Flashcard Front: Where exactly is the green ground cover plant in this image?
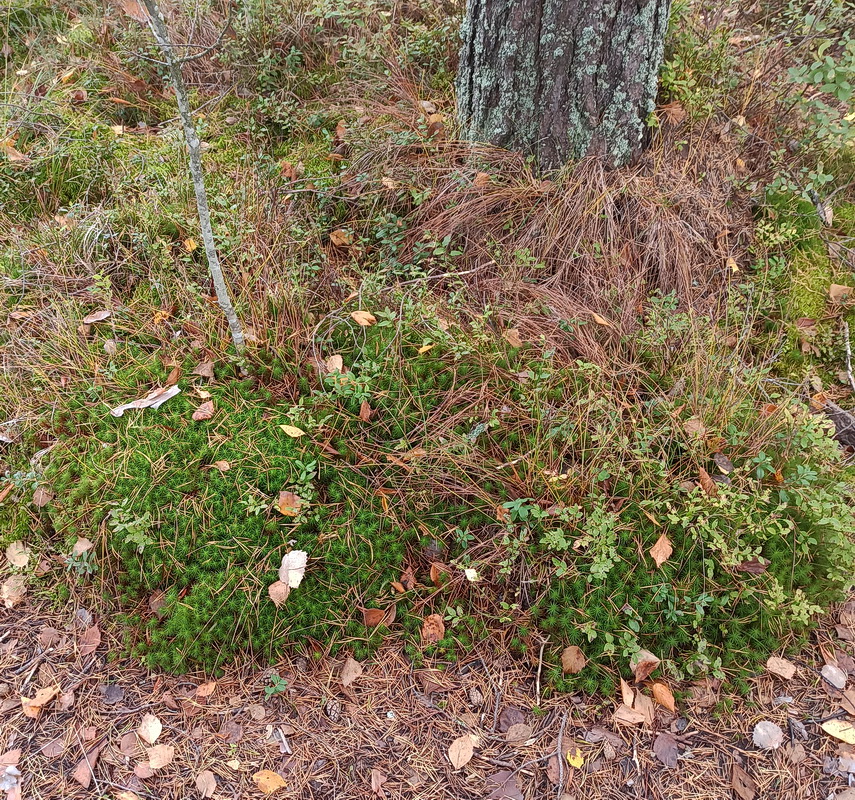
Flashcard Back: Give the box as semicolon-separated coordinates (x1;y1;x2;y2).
1;0;854;693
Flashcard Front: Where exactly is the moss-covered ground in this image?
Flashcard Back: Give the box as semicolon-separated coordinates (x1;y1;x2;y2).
2;0;855;694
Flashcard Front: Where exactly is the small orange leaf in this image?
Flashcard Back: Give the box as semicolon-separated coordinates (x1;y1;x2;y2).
649;533;673;568
350;309;376;326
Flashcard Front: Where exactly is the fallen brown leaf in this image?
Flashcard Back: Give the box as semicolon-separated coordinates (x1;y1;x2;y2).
649;533;673;568
78;625;101;657
192;400;215;421
651;681;676;712
561;645;587;674
631;649;661;682
71;745;103;789
448;733;476;769
421;614;445;644
137;714;162;745
196;770;217;798
146;744;174;769
340;657;363;687
253;769;288;793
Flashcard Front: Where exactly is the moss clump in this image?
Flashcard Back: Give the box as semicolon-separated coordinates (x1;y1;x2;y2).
18;305;851;688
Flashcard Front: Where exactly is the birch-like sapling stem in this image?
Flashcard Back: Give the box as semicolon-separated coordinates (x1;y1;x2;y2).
141;0;246;351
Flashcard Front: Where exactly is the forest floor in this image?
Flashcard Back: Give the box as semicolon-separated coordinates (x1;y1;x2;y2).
3;2;855;799
4;594;855;800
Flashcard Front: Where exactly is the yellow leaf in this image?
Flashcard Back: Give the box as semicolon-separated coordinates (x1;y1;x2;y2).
591;312;613;327
350;310;376;326
279;424;306;438
183;238;198;252
566;748;584;768
252;769;288;794
822;718;855;744
726;256;739;273
417;343;435;354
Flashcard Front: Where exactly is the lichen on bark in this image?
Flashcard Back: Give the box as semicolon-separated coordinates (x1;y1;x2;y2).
457;0;671;169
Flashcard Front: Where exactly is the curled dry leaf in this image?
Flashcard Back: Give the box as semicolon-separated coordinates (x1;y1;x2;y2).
766;656;797;680
350;310;376;327
5;541;30;568
325;354;344;373
613;703;646;726
82;309;111;325
752;720;784;750
340;656;363;687
252;769;288;794
698;467;718;497
21;686;60;719
649;533;673;568
278;550;308;588
137;714;162;745
634;692;655;726
631;649;661;683
421;614;445;644
110;385;181;417
591;311;613;327
620;678;635;706
329;229;352;247
561;645;587;674
192;401;215;421
503;328;523;347
448;733;477;769
211;460;230;472
362;606;394;627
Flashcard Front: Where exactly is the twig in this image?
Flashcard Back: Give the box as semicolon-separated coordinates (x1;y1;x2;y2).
176;5;234;64
72;731;104;797
491;673;504;732
843;321;855;394
535;639;546;705
556;709;568;797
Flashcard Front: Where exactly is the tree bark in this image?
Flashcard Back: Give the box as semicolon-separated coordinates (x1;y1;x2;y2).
141;0;246;352
457;0;671;169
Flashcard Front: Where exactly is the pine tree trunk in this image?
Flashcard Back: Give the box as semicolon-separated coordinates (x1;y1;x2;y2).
457;0;671;169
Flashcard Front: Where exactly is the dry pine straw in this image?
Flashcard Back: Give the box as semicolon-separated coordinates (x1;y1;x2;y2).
2;595;855;799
